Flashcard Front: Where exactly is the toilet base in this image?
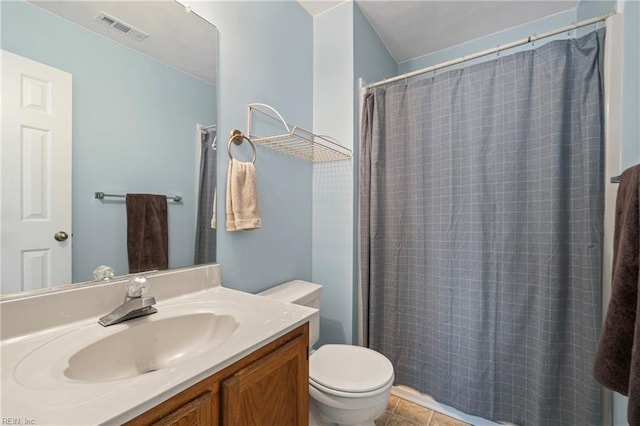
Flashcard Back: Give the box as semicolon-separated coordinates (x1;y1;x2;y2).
309;399;378;426
309;383;389;426
309;399;333;426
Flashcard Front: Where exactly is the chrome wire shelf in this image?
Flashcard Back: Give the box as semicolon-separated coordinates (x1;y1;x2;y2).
247;103;351;163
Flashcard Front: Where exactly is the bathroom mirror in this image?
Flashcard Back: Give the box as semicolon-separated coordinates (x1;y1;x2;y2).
0;0;217;296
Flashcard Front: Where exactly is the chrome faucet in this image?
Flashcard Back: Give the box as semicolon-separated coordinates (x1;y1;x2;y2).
99;275;157;326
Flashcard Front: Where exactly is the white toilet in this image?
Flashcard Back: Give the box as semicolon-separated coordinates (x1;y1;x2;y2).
259;280;394;426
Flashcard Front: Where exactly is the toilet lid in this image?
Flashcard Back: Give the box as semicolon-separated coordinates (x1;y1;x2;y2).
309;345;394;393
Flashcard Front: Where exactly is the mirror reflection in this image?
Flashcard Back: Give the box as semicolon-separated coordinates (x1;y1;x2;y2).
0;0;217;295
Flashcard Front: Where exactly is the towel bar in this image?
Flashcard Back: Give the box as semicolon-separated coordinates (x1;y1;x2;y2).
94;192;182;202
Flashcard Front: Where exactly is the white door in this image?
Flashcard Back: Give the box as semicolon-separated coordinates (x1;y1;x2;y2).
1;50;72;293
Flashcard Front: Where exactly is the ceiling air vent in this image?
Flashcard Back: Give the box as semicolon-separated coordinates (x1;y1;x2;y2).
95;12;148;41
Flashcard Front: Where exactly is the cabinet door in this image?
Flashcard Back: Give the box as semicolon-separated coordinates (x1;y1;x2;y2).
222;334;309;426
151;392;215;426
125;386;219;426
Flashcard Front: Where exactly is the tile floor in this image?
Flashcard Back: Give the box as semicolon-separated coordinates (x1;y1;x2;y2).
375;395;470;426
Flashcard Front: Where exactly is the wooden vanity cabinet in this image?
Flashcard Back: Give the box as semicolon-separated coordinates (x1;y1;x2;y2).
124;323;309;426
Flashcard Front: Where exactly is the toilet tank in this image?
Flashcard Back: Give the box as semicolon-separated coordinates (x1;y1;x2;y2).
258;280;322;347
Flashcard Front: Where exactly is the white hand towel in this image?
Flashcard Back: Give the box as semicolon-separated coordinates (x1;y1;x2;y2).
210;188;217;229
226;159;261;231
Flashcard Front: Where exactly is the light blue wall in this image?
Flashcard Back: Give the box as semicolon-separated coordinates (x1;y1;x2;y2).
184;1;314;293
354;4;397;87
312;2;355;346
398;8;578;74
1;1;216;282
310;2;397;347
620;0;640;169
577;0;617;21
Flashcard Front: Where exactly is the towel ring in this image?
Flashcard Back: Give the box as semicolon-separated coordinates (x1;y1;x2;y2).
228;129;256;164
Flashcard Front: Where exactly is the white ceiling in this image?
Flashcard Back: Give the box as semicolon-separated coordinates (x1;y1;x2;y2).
300;0;578;63
298;0;347;16
28;1;581;84
28;0;217;85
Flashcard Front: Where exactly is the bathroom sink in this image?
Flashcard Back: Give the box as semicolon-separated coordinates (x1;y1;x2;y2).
64;312;237;382
14;304;240;386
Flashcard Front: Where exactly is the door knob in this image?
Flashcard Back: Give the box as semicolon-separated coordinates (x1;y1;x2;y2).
54;231;69;242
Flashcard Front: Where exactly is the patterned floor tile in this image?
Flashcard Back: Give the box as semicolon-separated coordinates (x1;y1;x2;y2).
375;394;471;426
429;412;469;426
394;398;434;424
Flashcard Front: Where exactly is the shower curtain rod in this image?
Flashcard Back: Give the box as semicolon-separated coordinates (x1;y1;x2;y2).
363;11;615;90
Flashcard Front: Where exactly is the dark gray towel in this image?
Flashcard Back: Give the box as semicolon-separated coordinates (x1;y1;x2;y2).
593;164;640;425
126;193;169;274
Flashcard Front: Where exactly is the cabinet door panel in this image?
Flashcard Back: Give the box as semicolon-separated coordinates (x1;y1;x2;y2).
222;334;308;426
152;391;214;426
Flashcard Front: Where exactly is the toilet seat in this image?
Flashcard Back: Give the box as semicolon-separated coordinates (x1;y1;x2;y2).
310;375;394;399
309;344;394;395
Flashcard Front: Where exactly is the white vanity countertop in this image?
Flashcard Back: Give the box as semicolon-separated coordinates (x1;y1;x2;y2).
0;285;316;425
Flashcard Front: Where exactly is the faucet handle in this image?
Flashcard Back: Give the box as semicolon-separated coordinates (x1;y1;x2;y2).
93;265;115;281
126;275;150;298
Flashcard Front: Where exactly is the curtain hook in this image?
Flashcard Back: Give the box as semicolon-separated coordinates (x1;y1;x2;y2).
404;73;408;85
432;68;436;81
571;22;578;38
530;34;536;48
496;45;501;61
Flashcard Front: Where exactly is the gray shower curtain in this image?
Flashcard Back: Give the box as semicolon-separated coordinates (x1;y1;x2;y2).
360;30;605;426
195;128;217;264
